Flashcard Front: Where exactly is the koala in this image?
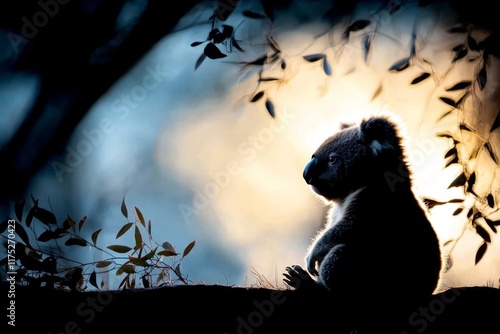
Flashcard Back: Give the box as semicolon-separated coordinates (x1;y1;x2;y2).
284;114;443;331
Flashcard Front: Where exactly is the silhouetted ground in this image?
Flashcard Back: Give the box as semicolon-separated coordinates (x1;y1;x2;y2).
2;282;500;333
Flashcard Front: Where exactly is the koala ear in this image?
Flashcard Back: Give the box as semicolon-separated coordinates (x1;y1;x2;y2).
340;122;355;130
359;116;398;155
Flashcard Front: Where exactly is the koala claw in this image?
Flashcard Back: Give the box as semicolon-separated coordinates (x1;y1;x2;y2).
283;265;316;290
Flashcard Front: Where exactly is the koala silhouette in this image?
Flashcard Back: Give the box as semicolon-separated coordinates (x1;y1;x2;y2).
284;114;443;332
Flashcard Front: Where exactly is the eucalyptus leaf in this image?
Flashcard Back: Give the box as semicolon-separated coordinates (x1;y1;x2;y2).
108;245;132;253
182;240;196;258
116;222;133;239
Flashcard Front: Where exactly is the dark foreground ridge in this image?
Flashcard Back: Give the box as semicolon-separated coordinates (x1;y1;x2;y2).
2;282;500;333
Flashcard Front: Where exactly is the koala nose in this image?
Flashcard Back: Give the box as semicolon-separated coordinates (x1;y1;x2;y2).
303;157;317;184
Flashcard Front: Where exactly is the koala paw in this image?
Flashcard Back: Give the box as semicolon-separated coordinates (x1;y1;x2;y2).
306;254;320;277
283;265;317;290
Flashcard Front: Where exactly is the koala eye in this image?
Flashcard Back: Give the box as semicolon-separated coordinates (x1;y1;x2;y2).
328;154;337;163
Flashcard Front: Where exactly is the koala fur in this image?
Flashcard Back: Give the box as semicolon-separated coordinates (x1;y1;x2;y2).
284;114;443;331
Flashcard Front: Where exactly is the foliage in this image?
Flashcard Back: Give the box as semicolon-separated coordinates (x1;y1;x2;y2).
0;195;196;291
423;32;500;266
191;5;279;118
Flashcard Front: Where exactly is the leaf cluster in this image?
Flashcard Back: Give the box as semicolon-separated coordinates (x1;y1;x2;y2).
416;28;500;267
1;196;196;291
190;8;260;70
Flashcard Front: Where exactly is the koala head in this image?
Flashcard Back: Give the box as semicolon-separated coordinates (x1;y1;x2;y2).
303;115;406;201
